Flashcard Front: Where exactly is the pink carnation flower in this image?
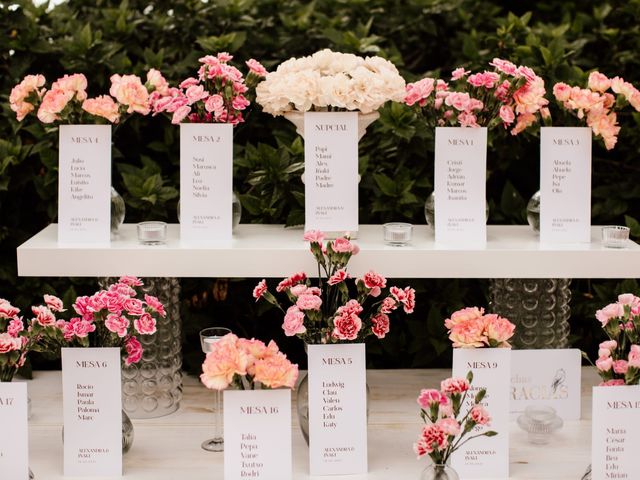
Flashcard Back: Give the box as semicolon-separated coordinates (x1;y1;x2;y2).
303;230;325;243
124;336;143;366
417;388;447;408
110;74;150;115
470;405;491;425
246;59;268;77
371;313;390;339
32;305;56;327
134;312;157;335
0;299;20;319
82;96;120;123
144;294;166;317
440;377;470;394
253;279;268;300
328;268;348;286
253;352;299;389
296;293;322;311
282;306;306;337
200;334;249;390
105;314;130;338
0;333;22;354
332;312;362;341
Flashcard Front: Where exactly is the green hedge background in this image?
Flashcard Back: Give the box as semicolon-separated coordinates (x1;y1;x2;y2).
1;0;639;373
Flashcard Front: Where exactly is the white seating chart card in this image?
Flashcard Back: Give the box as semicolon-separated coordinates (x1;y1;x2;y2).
304;112;359;235
452;347;510;478
62;347;122;477
224;389;292;480
307;343;367;475
592;385;640;480
540;126;592;243
0;382;29;480
58;124;111;245
180;123;233;244
434;127;488;247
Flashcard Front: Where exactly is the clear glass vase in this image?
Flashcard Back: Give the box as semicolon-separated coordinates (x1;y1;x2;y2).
110;186;126;234
420;464;460;480
526;190;541;232
62;409;134;455
489;279;571;348
581;464;592;480
177;191;242;230
296;372;370;445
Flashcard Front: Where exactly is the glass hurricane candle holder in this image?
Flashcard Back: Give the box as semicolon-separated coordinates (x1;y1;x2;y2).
601;226;630;248
199;327;232;452
517;405;563;444
137;221;167;245
383;222;413;246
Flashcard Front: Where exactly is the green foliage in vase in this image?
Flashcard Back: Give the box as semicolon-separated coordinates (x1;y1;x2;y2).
1;0;639;372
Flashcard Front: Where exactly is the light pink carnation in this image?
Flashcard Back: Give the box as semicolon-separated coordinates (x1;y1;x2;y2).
628;345;640;369
32;305;56;327
596;303;624;326
328;268;349;286
441;377;470;394
282;306;306;337
437;417;461;436
332;237;357;254
7;318;24;337
613;360;629;375
596;355;614;372
296;293;322;311
483;314;515;346
451;68;470;81
0;333;22;354
470;405;491;425
499;105;515;124
253;352;299;389
10;74;46;121
200;334;249;390
37;88;73;123
104;314;130;338
0;299;20;319
109;74;150;115
588;72;611;93
246;59;268;77
144;294;166;317
82;95;120;123
303;230;325;243
445;307;484;329
134;312;157;335
417;388;446;408
600;379;625;387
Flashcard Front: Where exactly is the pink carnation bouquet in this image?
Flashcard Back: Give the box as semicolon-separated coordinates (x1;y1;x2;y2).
413;371;497;467
445;306;515;348
405;58;549;134
200;333;299;390
589;293;640;386
10;70;167;125
253;231;416;344
151;52;267;125
551;72;640;150
64;276;166;366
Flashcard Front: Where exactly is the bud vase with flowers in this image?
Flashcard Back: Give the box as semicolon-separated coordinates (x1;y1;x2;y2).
253;230;416;444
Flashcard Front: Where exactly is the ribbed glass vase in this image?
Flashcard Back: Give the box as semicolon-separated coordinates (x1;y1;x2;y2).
489;279;571;349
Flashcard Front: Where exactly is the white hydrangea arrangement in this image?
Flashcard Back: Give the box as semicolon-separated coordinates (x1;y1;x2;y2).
256;49;406;116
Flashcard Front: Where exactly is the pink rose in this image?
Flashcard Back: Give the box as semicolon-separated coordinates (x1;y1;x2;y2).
437;417;461;436
246;59;268;77
282;306;306;337
303;230;325;243
371;313;390;339
0;333;22;354
470;405;491;425
417;388;446;408
134;313;157;335
144;294;166;317
328;269;348;286
253;279;268;300
0;299;20;319
332;313;362;341
440;377;470;394
43;294;65;312
104;314;130;338
596;303;624;326
32;305;56;327
296;293;322;311
613;360;629;375
124;336;143;366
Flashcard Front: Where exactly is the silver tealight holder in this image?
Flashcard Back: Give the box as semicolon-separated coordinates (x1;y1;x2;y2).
383;222;412;246
601;226;630;248
137;221;167;245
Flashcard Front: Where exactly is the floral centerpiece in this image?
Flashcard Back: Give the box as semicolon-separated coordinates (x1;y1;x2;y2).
552;72;640;150
405;58;548;134
445;307;515;348
200;333;299;390
591;293;640;386
151;52;267;125
253;230;415;343
256;49;405;116
413;372;497;480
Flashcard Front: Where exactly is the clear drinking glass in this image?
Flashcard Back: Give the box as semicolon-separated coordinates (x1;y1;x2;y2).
199;327;232;452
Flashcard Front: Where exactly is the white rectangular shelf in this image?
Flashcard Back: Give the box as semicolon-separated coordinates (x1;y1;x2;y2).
17;223;640;278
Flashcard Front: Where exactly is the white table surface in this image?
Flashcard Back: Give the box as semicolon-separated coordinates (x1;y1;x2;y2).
26;368;600;479
16;224;640;278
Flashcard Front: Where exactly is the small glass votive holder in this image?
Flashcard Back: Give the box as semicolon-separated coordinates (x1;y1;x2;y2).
383;222;412;246
137;221;167;245
601;225;630;248
517;405;563;445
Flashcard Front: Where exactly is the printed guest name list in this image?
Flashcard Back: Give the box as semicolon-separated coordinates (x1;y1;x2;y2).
434;127;487;247
58;124;111;245
304;112;358;234
180;123;233;243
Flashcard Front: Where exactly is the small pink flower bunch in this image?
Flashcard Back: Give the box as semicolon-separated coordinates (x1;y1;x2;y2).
151;52;267;125
591;293;640;386
445;306;515;348
405;58;549;134
413;371;497;465
63;276;166;366
253;231;415;344
200;333;299;390
552;72;640;150
10;70;167;125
